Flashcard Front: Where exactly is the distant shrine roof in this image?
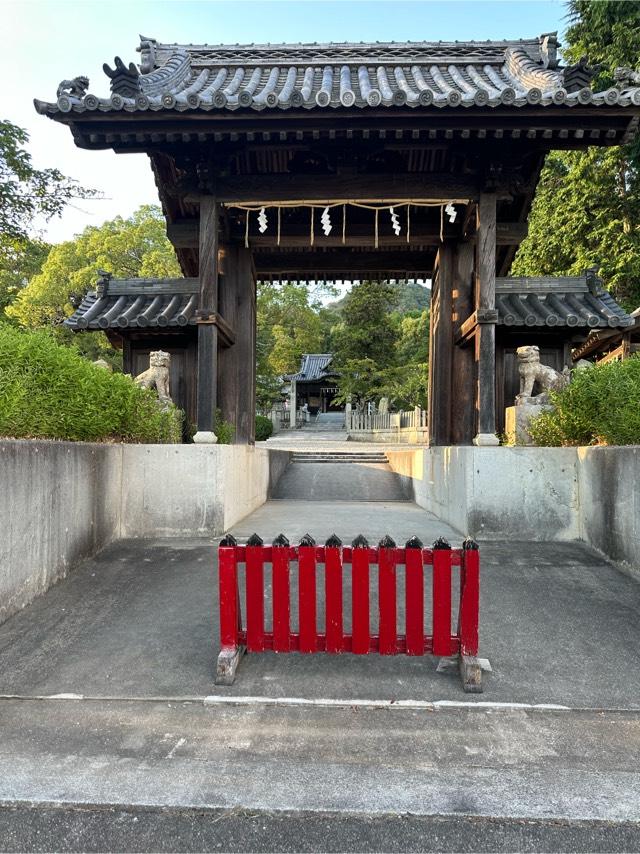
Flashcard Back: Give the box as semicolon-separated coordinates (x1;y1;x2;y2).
35;32;640;116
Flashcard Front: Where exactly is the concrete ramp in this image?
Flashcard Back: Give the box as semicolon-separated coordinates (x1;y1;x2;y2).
271;450;412;501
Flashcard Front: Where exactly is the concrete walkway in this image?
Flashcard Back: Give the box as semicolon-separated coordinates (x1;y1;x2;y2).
1;499;640;848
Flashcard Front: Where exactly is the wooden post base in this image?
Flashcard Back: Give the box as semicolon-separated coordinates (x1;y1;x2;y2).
215;644;246;685
459;654;483;693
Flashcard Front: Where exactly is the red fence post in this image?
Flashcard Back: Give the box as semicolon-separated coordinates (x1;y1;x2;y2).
432;538;453;657
378;536;397;655
405;536;425;655
351;535;370;654
272;534;291;652
459;537;480;656
298;534;317;653
245;533;265;652
325;534;344;653
219;535;239;649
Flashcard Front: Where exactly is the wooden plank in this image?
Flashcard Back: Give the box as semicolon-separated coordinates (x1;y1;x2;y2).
378;544;397;655
459;545;480;656
405;547;425;655
351;547;370;654
217;245;239;431
432;546;453;657
272;543;291;652
325;544;344;653
219;544;239;649
298;544;317;653
245;545;265;652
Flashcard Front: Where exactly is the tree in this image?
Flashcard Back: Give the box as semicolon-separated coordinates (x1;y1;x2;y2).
332;280;399;369
0;119;97;251
0;239;50;317
395;309;429;365
512;1;640;309
6;205;181;328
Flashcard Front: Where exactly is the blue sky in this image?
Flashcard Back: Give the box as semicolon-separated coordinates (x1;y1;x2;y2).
3;0;567;242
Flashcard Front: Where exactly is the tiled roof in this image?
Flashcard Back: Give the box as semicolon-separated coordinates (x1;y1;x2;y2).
35;33;640;116
65;278;198;331
495;275;635;328
288;354;336;382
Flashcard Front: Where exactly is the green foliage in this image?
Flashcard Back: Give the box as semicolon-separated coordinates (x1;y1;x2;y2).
332;280;399;369
0;238;50;317
0;118;97;250
6;205;181;328
332;357;427;410
255;414;274;441
214;409;235;445
528;357;640;446
513;1;640;309
0;324;181;443
395;309;429;365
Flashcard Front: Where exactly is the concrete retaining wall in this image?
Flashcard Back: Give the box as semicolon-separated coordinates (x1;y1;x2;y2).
348;427;429;444
0;441;289;623
0;441;121;624
387;445;639;571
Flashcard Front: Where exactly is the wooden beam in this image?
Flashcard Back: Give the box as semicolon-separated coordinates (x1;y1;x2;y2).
428;243;454;446
168;219;527;249
253;250;434;273
195;196;219;438
473;192;499;446
201;173;480;203
451;242;476;445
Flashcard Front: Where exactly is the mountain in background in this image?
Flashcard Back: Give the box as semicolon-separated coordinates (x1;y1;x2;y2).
327;281;431;315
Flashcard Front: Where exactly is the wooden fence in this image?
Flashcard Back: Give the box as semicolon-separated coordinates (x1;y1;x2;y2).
348;407;427;432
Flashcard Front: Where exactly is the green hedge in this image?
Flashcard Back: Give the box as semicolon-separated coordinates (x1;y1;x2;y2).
529;356;640;446
0;324;182;443
255;414;273;441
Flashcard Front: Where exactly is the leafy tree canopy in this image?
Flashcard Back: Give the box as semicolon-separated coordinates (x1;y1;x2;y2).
0;119;97;253
512;1;640;309
6;205;181;328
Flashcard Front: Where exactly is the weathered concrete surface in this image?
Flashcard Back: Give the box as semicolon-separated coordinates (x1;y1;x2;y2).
1;699;640;830
386;445;640;572
577;445;640;573
1;533;639;707
271;462;411;501
0;441;121;624
3;804;637;853
120;445;290;536
0;441;289;624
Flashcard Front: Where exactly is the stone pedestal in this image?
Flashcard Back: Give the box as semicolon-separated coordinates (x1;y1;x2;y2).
193;430;218;444
505;402;553;446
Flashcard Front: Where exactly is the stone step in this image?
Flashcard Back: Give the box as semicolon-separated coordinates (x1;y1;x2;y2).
291;453;388;464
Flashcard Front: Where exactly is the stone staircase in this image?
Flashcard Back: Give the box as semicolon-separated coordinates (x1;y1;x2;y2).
290;450;388;464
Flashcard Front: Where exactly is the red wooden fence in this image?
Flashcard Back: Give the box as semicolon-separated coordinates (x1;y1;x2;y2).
216;533;482;692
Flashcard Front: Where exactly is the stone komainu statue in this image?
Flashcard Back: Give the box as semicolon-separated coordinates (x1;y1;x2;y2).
516;345;569;404
134;350;172;405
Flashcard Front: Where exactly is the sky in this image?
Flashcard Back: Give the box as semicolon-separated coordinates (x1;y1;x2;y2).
3;0;567;244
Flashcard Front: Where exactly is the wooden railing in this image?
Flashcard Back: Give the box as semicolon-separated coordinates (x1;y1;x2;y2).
347;407;427;432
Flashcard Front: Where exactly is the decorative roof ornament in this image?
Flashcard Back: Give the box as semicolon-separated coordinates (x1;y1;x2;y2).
539;32;560;70
137;35;158;74
562;56;602;93
57;76;89;99
103;56;141;98
615;67;640;89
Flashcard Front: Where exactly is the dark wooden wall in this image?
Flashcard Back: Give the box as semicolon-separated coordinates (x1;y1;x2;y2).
125;334;198;431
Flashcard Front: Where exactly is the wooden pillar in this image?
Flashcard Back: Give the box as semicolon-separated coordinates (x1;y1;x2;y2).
473;193;500;446
218;244;256;444
194;196;219;443
451;241;476;445
427;243;454;446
